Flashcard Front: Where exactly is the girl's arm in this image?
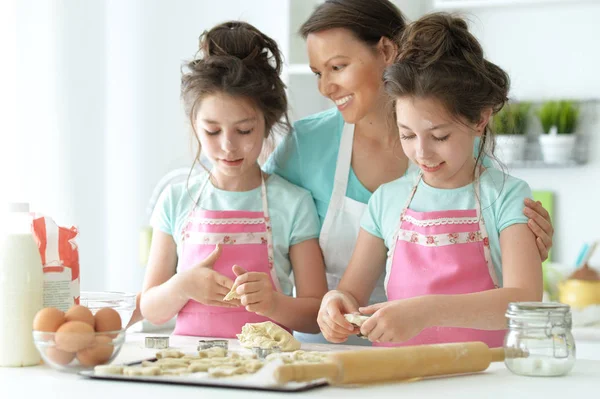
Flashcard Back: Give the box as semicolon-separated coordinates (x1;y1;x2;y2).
141;231;237;325
317;229;388;342
255;238;328;333
140;230;186;325
425;223;543;329
360;224;543;342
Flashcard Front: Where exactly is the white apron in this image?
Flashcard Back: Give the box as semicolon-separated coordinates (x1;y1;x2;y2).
296;123;386;345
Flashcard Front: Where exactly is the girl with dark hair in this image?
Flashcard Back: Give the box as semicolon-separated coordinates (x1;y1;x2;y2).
141;21;327;338
264;0;553;345
318;13;542;348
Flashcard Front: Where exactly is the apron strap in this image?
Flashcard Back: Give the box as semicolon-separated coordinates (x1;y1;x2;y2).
259;172;283;293
320;123;354;242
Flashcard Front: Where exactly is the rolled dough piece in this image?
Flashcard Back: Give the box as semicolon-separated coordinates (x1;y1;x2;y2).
208;365;247;378
344;313;370;327
236;321;300;352
155;349;185;359
94;365;124;376
124;366;162;376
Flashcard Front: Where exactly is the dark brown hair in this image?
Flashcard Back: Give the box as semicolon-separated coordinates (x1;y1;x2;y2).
299;0;406;47
181;21;291;170
383;13;510;174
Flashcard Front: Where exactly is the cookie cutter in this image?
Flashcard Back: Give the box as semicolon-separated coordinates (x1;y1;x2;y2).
197;339;229;351
145;336;170;349
252;346;281;359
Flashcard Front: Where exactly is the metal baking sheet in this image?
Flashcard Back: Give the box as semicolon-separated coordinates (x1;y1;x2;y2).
78;358;328;393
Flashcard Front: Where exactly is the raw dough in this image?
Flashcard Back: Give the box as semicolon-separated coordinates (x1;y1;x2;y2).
344;313;370;327
155;349;185;359
94;365;124;376
124;366;162;376
223;283;241;301
237;321;301;352
208;365;247;378
197;346;227;358
265;350;328;364
161;367;190;376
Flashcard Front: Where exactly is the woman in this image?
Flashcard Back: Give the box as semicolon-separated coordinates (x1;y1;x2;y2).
263;0;554;344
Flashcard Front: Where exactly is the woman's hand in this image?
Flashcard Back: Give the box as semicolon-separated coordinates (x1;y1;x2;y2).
231;265;276;316
178;244;240;307
359;298;429;343
523;198;554;262
317;290;360;343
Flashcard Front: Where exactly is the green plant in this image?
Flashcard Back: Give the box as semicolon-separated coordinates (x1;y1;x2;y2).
492;102;531;135
537;100;580;134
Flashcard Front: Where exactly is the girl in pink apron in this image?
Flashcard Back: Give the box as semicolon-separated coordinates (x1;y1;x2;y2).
140;21;327;338
317;13;543;347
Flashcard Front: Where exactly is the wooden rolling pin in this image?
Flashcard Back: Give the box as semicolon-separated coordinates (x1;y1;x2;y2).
275;341;525;385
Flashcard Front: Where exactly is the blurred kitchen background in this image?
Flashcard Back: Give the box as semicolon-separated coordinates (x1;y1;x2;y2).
2;0;599;293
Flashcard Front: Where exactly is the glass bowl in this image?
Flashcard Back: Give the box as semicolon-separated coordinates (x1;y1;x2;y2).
80;291;137;329
33;329;126;373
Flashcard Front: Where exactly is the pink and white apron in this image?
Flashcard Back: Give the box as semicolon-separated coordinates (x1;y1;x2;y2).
173;173;283;338
377;171;505;348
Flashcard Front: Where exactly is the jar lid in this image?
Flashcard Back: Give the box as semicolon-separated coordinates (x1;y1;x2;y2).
506;301;571;321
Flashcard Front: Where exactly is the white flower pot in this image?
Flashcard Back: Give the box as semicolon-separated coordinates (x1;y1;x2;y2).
495;135;527;164
538;126;576;164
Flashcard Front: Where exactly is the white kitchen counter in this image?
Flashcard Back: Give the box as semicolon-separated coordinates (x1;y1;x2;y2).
2;332;600;399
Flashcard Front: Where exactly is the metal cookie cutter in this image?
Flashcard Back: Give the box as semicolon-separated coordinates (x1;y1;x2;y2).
145;336;170;349
197;339;229;351
252;346;281;359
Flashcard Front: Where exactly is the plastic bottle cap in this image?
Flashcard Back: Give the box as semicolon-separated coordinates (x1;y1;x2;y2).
6;202;30;213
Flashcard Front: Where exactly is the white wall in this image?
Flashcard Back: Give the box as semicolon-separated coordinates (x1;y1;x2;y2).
437;2;600;267
13;0;290;292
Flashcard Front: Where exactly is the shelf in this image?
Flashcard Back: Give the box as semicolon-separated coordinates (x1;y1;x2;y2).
433;0;600;9
504;159;586;169
286;64;313;75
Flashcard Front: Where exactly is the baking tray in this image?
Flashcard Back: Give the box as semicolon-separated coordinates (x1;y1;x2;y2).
78;358;328;392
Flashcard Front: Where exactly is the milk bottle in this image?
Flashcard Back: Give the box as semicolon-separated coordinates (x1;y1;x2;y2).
0;203;43;367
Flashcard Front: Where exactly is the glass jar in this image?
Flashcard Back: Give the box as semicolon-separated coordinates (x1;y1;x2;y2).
504;302;576;377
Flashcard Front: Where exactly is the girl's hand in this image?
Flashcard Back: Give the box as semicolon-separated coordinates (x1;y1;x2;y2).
232;265;276;316
179;244;241;307
523;198;554;262
317;290;360;343
359;298;429;343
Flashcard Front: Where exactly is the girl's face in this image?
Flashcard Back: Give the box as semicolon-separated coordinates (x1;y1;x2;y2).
195;93;265;182
306;28;390;124
396;97;486;189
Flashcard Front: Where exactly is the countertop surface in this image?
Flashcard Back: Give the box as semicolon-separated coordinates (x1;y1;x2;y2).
2;332;600;398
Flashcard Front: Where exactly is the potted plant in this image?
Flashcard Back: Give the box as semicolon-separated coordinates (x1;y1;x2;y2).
492;101;531;164
537;100;579;164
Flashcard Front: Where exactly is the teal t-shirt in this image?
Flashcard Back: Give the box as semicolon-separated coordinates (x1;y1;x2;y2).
360;168;532;286
263;108;371;227
263;107;490;228
150;171;320;296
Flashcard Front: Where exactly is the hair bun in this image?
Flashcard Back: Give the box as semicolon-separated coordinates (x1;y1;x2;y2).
397;13;482;70
198;21;282;75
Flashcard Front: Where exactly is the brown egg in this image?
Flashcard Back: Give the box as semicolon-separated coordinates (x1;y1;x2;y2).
94;308;122;337
76;336;114;367
33;307;66;333
64;305;95;328
45;347;75;366
55;321;95;353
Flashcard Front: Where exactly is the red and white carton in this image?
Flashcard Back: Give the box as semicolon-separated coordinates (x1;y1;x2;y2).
31;216;80;311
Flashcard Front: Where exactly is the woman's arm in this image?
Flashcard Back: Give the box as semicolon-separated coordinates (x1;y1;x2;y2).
317;229;388;342
359;223;543;342
245;238;327;333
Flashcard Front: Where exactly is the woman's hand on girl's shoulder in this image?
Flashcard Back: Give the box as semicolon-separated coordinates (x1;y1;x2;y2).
523;198;554;262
